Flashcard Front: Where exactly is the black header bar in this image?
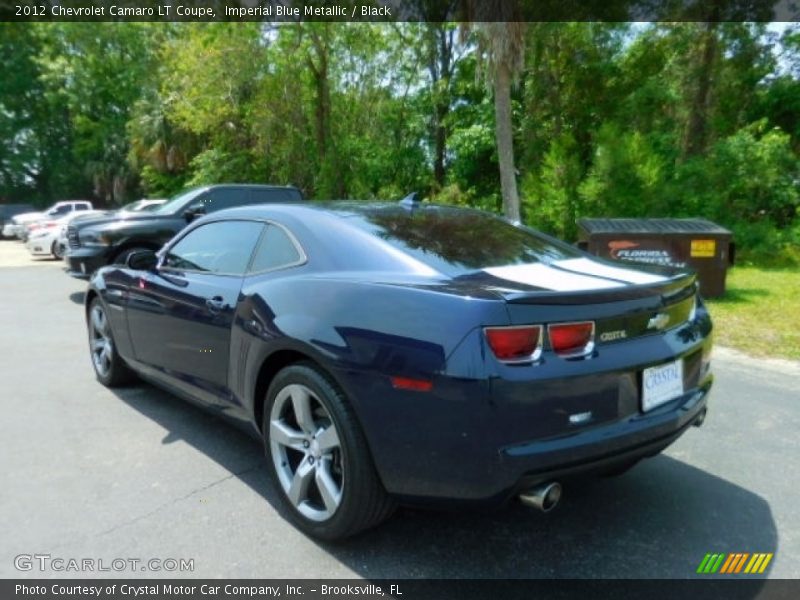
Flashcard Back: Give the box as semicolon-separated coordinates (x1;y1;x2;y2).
1;0;798;23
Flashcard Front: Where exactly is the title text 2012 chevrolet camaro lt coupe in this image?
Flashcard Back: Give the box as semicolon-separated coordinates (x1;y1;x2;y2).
84;201;713;539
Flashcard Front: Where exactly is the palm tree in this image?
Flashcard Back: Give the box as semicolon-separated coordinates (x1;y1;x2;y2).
465;2;526;221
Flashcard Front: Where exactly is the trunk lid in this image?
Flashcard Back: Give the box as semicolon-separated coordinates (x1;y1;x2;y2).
458;256;698;344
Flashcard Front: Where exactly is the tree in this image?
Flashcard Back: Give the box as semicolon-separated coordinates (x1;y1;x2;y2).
467;2;526;220
0;24;78;204
38;23;161;203
424;22;457;189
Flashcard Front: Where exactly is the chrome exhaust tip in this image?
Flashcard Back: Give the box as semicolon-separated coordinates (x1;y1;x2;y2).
519;481;562;512
694;408;707;427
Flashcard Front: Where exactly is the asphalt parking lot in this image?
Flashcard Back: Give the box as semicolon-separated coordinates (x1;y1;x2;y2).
1;240;798;579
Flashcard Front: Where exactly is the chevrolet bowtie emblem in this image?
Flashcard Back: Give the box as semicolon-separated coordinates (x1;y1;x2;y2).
647;312;671;330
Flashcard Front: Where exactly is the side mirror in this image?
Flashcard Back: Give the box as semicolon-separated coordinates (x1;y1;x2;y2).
126;250;158;271
183;205;205;222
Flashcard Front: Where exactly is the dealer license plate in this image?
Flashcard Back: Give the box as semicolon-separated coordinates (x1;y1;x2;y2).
642;359;684;412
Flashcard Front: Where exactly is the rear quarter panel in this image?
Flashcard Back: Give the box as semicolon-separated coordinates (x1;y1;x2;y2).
232;273;510;428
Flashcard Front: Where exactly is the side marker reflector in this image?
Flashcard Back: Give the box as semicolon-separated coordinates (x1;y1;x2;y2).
390;377;433;392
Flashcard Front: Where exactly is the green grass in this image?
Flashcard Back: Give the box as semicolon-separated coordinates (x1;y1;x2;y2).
705;266;800;360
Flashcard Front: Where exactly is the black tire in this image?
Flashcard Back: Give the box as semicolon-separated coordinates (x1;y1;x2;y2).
263;362;395;540
87;297;136;387
52;240;64;260
113;246;152;266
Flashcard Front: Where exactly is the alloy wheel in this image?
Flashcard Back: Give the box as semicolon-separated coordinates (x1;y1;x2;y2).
89;305;113;377
269;383;344;521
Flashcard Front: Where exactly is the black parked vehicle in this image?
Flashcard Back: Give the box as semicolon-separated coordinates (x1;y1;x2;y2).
65;184;303;277
0;203;36;238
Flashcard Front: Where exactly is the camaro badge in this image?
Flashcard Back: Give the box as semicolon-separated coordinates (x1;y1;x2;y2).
647;312;670;330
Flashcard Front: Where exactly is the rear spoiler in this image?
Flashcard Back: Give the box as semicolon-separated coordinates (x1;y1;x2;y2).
500;272;697;305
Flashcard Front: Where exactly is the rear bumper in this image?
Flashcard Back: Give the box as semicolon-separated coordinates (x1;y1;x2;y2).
337;349;713;506
65;247;109;278
26;237;53;256
503;381;710;492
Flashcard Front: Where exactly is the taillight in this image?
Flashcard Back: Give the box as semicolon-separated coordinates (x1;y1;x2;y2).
485;325;542;363
548;321;595;357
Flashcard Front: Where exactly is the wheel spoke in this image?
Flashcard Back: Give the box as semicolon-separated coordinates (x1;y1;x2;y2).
91;308;104;333
101;343;112;362
287;459;314;507
290;386;316;435
91;338;105;351
316;424;340;453
315;462;341;514
270;420;307;451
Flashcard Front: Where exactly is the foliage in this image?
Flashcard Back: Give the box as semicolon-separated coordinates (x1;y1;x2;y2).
1;21;799;266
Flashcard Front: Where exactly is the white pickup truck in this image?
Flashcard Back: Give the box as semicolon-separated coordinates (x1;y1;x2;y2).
3;200;94;240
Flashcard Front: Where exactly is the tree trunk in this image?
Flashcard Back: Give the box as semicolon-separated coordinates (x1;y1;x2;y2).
307;25;340;196
433;106;447;188
431;27;452;189
309;50;330;165
683;21;718;159
493;62;521;221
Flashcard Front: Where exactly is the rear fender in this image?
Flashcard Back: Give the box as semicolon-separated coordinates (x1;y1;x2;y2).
233;276;508;423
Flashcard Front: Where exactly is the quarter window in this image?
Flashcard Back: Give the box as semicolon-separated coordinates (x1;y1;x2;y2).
249;224;303;273
163;221;264;275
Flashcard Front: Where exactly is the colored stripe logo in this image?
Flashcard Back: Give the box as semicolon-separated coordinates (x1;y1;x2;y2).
697;553;773;574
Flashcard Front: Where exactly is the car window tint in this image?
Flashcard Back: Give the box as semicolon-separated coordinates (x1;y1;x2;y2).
249;188;302;204
163;221;264;275
52;205;70;215
249;224;303;273
207;189;246;212
345;207;582;276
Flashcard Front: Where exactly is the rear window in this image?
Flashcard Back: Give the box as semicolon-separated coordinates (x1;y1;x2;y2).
346;207;581;276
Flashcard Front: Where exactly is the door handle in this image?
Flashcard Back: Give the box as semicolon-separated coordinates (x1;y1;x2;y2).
206;296;225;312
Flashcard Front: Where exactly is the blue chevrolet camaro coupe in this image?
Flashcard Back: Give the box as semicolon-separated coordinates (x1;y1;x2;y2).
85;200;713;539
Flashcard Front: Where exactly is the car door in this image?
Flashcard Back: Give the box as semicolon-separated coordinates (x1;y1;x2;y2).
126;219;265;406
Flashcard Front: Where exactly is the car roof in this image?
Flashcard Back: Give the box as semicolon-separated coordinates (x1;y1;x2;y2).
200;184;300;190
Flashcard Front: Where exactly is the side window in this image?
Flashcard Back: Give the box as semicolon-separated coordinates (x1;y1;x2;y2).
207;189;246;212
75;204;88;211
163;221;264;275
249;188;302;204
51;205;70;216
249;224;304;273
